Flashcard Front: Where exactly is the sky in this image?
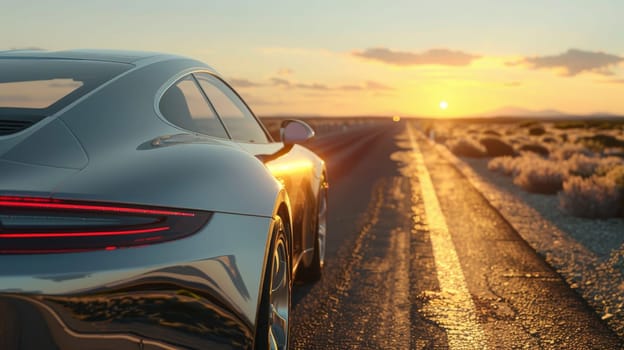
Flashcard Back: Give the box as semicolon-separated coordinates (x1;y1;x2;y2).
2;0;624;118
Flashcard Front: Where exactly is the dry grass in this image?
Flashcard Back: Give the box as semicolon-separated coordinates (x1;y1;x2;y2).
550;144;593;161
479;137;515;157
447;138;487;157
518;143;550;157
528;126;546;136
566;154;603;178
474;122;624;218
487;156;521;176
512;157;568;194
488;152;624;199
488;153;567;194
559;176;623;218
431;119;624;218
606;165;624;187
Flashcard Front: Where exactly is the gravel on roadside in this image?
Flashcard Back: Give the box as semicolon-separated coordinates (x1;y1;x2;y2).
428;137;624;338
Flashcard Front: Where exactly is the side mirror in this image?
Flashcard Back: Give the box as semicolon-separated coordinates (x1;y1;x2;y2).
280;119;315;145
258;120;315;163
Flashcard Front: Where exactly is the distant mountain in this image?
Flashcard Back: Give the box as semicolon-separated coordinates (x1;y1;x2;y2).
479;106;566;118
587;111;623;118
475;107;624;120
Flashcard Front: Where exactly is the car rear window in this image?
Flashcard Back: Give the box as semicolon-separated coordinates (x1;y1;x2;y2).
0;79;84;109
0;59;133;116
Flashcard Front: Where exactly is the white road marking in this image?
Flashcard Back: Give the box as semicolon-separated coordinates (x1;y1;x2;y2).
406;123;488;349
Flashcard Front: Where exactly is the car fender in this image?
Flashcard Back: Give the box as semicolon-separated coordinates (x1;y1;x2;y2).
51;141;285;218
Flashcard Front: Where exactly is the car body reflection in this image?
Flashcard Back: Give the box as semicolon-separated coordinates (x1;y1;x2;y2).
0;256;254;349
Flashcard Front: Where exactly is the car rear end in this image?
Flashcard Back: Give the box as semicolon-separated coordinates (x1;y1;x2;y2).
0;196;271;349
0;53;270;349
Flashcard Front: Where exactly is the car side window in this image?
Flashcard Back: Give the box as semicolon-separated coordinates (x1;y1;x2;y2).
194;73;269;143
159;75;228;138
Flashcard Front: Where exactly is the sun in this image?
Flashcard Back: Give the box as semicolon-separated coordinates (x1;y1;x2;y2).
439;100;449;110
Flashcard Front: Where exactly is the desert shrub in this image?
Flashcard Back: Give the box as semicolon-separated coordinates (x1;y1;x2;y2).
559;133;568;142
488;156;522;176
479;137;515;157
592;120;624;130
528;126;546;136
542;136;558;144
513;158;567;194
554;121;586;130
566;154;623;178
428;128;448;144
578;134;624;152
595;158;624;176
603;148;624;157
550;144;593;161
508;135;531;145
606;165;624;188
435;135;448;144
447;138;487;157
559;175;623;218
519;144;550;157
519;121;539;128
425;127;445;142
566;154;602;178
483;129;501;137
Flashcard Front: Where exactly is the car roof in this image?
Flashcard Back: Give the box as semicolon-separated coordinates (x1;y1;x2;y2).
0;49;180;66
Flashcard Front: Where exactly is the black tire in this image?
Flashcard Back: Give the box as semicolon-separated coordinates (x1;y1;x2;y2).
255;216;291;350
300;181;327;282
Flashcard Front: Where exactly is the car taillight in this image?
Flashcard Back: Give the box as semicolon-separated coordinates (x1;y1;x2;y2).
0;196;211;254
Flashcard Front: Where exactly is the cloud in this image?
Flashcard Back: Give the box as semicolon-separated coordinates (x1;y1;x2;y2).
364;80;393;91
352;47;480;66
510;49;624;76
294;83;330;90
337;84;361;91
270;77;393;92
277;68;293;76
270;78;326;90
338;81;393;91
270;77;291;87
229;78;264;88
504;81;522;87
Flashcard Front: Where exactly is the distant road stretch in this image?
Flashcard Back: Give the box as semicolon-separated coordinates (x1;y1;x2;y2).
292;120;622;349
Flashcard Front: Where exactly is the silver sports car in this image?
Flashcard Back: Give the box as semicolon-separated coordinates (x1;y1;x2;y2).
0;50;328;350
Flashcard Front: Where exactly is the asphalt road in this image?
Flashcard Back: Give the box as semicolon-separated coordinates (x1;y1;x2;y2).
292;121;623;349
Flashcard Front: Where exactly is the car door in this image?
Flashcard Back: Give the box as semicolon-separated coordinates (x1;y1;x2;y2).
194;72;319;264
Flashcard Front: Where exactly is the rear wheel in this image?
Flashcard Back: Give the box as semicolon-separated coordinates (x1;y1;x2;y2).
255;216;291;350
301;181;327;282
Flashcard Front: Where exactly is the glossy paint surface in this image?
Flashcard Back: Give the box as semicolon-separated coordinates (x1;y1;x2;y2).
0;213;272;349
0;50;327;349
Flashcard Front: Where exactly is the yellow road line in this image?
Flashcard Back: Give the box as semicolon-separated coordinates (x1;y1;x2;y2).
406;123;488;349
